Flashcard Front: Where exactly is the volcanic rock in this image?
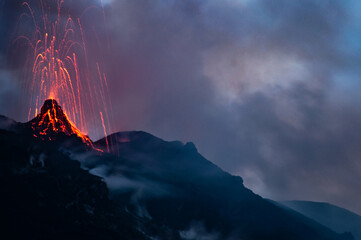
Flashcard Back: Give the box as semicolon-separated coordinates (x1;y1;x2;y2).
28;99;92;145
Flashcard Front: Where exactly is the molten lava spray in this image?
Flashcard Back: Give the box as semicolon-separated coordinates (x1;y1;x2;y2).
12;0;112;151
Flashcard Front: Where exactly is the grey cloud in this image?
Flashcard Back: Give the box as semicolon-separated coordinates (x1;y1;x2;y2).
100;0;361;214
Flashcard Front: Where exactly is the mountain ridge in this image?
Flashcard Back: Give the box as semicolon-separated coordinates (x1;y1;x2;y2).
280;200;361;240
93;130;353;240
0;109;354;240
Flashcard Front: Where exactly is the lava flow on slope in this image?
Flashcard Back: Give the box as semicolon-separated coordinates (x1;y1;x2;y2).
29;99;93;146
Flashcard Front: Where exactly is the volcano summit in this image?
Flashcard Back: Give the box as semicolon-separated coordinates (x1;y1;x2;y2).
28;99;92;146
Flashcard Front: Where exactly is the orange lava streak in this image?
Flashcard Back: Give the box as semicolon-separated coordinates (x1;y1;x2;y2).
31;99;92;146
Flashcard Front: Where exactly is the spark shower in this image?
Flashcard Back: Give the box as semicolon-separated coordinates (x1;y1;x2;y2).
11;0;112;143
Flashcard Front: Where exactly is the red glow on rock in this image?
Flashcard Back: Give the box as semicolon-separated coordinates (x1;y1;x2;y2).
30;99;93;146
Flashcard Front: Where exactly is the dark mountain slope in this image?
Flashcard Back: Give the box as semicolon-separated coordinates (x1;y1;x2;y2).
94;131;352;240
0;128;148;240
281;201;361;240
0;106;354;240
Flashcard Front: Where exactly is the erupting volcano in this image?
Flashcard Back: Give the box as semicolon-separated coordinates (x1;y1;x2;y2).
29;98;92;146
12;0;113;145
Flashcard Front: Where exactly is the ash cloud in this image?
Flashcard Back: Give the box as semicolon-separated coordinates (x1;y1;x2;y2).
2;0;361;215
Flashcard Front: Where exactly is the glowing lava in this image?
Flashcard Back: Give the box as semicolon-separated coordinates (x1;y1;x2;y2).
30;99;93;146
12;0;112;150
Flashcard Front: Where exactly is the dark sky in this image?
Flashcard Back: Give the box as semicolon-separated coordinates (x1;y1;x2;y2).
1;0;361;215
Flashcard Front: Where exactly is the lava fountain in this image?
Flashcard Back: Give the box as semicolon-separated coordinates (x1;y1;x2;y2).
12;0;112;150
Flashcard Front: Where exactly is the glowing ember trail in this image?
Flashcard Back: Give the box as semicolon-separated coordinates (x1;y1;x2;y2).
12;0;113;150
100;111;109;152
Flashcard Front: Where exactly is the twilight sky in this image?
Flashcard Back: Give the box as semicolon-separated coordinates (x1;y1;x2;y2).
1;0;361;214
